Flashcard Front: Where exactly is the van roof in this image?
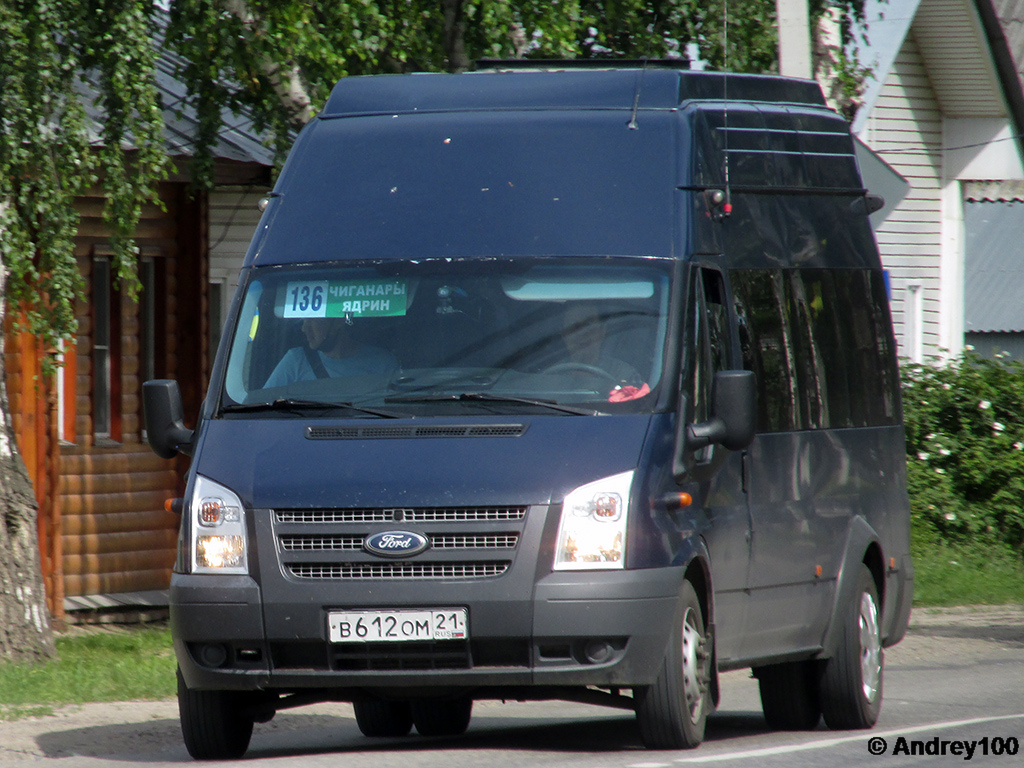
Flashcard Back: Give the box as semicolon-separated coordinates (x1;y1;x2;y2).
320;66;828;120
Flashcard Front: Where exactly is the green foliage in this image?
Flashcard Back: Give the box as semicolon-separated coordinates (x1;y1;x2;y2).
0;624;175;716
0;0;168;356
166;0;870;183
902;350;1024;552
910;519;1024;606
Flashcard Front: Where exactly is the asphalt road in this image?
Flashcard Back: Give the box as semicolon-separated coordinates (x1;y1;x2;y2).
2;606;1022;767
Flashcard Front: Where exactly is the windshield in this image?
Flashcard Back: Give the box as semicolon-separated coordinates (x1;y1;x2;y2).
221;258;672;416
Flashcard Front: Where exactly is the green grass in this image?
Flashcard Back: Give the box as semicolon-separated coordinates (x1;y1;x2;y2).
0;623;175;720
911;522;1024;606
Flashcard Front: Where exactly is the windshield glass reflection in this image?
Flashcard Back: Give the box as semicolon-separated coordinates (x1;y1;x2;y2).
222;258;671;416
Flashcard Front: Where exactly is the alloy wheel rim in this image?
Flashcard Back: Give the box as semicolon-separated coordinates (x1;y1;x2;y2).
859;591;881;702
681;607;706;723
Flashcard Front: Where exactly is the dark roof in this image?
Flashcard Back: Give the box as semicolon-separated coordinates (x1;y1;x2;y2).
320;68;827;119
78;10;274;168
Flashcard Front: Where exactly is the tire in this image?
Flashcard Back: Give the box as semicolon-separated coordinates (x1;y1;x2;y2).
635;579;711;749
411;696;473;737
176;667;255;760
820;564;883;730
756;660;822;730
353;699;413;737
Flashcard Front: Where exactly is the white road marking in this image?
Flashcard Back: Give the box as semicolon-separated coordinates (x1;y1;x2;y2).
670;713;1024;763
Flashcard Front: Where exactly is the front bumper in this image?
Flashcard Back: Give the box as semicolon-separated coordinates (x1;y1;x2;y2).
171;566;685;693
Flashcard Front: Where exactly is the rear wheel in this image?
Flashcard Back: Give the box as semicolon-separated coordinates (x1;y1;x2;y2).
411;696;473;737
756;660;822;730
177;667;255;760
635;580;710;749
353;699;413;737
820;564;883;729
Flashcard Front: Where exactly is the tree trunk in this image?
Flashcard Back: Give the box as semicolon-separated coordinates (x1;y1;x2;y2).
219;0;317;130
442;0;471;73
0;218;56;663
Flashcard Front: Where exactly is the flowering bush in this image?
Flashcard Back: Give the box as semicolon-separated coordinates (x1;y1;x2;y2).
901;350;1024;551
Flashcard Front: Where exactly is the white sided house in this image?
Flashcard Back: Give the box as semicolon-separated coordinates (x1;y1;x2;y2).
854;0;1024;362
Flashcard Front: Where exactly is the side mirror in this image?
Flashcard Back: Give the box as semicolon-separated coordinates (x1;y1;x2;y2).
143;379;194;459
687;370;757;452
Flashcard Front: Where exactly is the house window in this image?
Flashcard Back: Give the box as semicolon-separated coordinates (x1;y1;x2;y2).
209;277;227;370
55;339;77;443
91;251;122;442
906;285;923;364
140;256;157;384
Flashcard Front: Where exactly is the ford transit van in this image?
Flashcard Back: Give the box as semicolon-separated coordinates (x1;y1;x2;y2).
145;64;913;759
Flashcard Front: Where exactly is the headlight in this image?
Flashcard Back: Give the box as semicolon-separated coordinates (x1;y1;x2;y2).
554;470;634;570
189;476;248;574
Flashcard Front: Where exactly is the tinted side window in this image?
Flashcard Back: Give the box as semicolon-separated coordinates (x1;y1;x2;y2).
733;270;801;432
732;268;899;432
833;270;901;426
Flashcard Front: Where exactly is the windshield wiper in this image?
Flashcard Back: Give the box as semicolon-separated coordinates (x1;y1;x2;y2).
386;392;597;416
221;398;404;419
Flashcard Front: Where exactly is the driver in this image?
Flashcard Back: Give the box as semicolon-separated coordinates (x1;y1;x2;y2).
264;316;399;388
559;303;648;399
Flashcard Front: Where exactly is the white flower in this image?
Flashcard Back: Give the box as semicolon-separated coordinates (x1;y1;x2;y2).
1015;442;1024;451
945;512;957;521
917;452;930;461
935;467;946;474
979;400;992;410
993;422;1006;433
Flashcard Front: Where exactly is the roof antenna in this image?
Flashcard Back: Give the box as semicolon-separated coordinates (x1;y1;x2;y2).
628;16;660;131
721;0;733;217
628;59;649;130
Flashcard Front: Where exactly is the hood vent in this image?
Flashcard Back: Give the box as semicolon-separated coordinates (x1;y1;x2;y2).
306;424;526;440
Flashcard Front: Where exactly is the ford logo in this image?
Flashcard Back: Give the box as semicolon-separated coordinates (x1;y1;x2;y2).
364;531;429;558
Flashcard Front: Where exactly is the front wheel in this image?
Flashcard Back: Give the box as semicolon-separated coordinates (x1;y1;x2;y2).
756;660;822;730
635;580;710;749
177;667;255;760
411;696;473;737
353;699;413;737
820;564;883;729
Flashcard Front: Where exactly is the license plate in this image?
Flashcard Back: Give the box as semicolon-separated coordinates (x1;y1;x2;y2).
328;608;468;643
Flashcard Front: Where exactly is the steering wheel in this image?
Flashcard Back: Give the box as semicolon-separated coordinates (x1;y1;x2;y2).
542;362;620;386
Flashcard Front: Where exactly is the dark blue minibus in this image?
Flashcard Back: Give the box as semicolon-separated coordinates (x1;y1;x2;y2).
145;64;913;759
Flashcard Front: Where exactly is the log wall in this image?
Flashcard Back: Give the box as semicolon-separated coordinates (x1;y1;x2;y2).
4;180;208;608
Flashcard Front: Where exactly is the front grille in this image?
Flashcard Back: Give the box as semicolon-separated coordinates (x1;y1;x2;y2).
280;535;364;551
276;506;527;524
431;534;518;549
288;562;510;580
327;639;531;671
275;504;529;582
277;509;392;524
331;640;471;670
405;507;526;522
280;534;519;551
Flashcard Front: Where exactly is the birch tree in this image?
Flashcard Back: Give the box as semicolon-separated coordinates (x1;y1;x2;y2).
0;0;167;660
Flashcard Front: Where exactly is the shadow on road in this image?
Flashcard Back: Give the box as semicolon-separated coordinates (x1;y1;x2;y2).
29;707;774;762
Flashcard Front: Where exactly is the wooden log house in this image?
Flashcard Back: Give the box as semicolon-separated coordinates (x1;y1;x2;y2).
4;71;272;618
